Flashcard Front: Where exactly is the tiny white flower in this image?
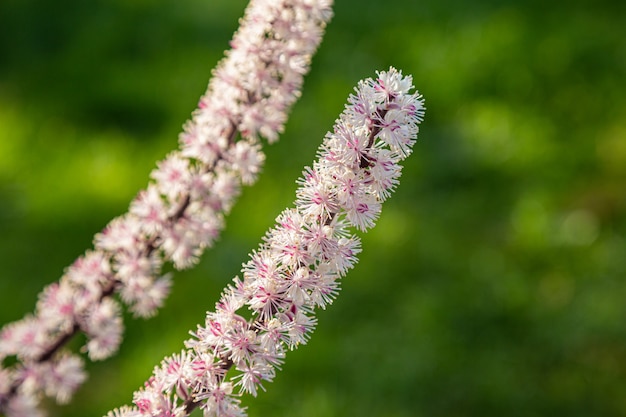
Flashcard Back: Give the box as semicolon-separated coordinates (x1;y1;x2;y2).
151;153;192;201
82;298;123;361
43;353;86;404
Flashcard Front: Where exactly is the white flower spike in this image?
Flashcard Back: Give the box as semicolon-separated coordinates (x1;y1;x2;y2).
0;0;332;414
106;67;425;417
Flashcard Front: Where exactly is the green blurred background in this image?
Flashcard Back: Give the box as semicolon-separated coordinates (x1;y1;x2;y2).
1;0;625;415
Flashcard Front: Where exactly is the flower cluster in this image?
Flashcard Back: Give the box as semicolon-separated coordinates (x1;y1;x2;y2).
106;67;424;417
0;0;332;415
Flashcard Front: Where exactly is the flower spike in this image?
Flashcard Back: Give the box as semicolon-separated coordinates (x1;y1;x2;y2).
106;67;425;417
0;0;332;415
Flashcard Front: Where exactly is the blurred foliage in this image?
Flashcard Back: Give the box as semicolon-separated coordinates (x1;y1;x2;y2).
1;0;626;416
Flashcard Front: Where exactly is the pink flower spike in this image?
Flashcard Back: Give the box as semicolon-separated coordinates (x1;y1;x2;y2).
0;0;333;414
108;67;424;417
